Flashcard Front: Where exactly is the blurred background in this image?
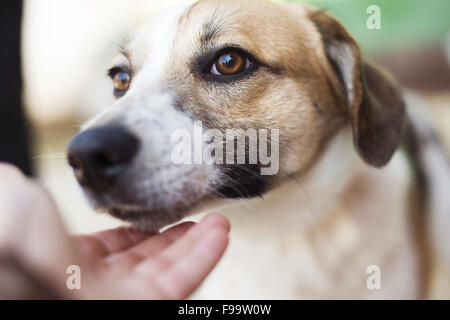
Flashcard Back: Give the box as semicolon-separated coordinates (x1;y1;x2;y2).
1;0;449;297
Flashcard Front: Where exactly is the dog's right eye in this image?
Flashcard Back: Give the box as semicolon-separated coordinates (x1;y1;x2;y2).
108;67;131;97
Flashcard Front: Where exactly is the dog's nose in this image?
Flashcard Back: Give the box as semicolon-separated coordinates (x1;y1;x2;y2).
67;126;139;191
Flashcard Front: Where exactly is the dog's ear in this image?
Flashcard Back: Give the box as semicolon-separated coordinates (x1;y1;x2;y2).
310;10;406;167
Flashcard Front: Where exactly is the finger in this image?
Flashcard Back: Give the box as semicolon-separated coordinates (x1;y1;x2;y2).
129;221;196;257
161;213;230;262
133;214;229;276
75;227;147;258
156;227;229;299
103;222;195;269
74;235;109;262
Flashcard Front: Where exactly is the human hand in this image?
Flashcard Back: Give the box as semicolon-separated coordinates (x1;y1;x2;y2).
0;163;229;299
75;213;229;299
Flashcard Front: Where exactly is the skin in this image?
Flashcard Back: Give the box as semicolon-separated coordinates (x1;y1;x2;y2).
0;163;229;299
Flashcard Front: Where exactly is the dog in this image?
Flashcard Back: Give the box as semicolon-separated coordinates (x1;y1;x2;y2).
67;0;450;299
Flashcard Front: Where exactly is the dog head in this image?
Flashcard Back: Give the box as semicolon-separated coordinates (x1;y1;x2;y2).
67;0;405;231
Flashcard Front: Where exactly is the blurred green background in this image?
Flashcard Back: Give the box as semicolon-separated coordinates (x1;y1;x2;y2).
285;0;450;53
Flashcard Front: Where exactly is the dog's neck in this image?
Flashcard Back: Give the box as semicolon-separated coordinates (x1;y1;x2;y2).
217;126;412;236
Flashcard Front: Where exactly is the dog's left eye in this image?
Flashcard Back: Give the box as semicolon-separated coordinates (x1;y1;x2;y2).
210;50;252;77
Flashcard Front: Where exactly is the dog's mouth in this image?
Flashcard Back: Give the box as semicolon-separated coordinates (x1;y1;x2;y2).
104;204;188;231
101;194;212;228
105;203;185;223
108;207;152;221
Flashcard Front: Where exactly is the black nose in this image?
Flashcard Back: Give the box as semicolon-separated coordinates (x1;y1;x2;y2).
67;126;139;191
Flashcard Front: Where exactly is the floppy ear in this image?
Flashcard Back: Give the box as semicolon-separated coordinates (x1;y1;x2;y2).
310;10;406;167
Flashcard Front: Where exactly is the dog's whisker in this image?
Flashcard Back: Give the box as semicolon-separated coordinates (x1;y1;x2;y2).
33;153;68;160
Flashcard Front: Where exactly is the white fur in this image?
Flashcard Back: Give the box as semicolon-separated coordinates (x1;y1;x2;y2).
128;5;189;87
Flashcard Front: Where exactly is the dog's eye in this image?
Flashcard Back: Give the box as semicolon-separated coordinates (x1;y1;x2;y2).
113;71;131;94
108;66;131;97
211;51;251;76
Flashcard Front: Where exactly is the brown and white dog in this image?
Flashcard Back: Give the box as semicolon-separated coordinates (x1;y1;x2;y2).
67;0;450;299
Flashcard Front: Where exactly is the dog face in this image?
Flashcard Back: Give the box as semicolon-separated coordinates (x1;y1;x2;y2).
67;0;405;231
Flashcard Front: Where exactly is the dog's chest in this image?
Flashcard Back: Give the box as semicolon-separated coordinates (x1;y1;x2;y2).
194;144;421;299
